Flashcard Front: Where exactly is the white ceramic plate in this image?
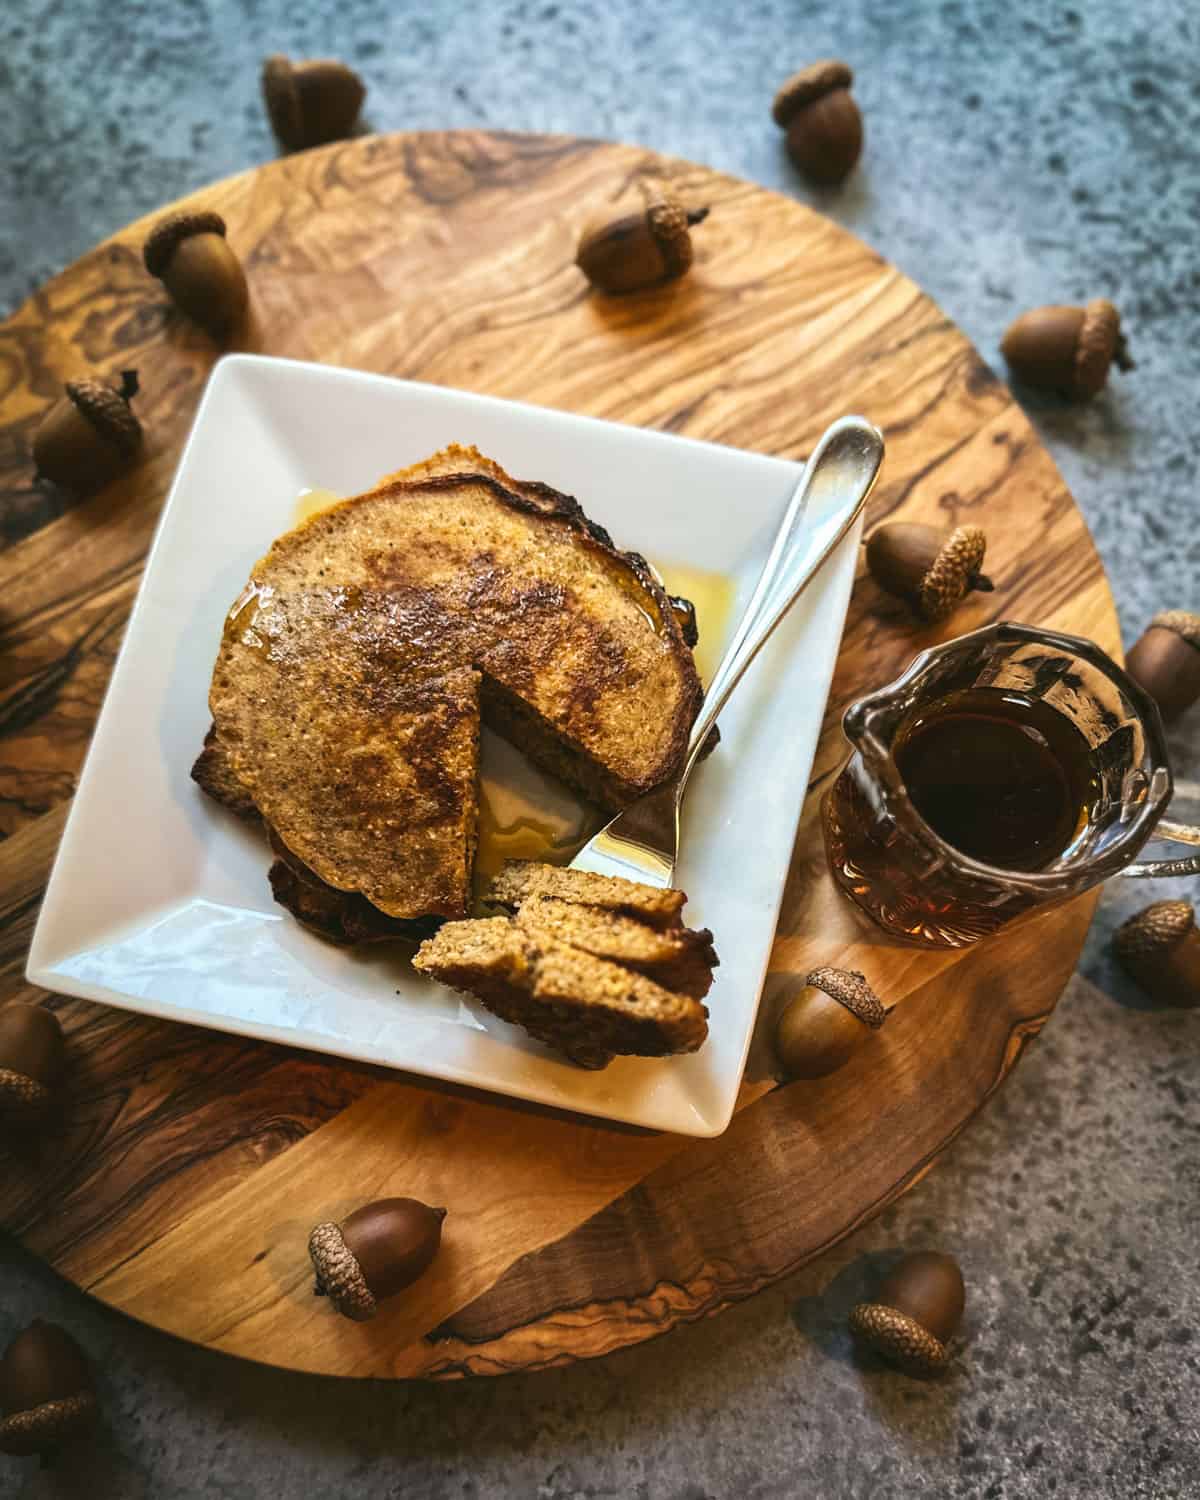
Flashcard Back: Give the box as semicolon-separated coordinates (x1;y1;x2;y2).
28;355;862;1138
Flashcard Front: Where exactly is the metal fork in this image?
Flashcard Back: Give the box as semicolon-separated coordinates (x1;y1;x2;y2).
569;415;885;889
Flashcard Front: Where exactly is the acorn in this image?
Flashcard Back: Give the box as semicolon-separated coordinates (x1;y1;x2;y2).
0;1004;66;1128
1125;611;1200;722
1114;901;1200;1008
774;966;886;1080
143;211;248;341
772;60;863;185
262;54;366;151
866;522;993;621
849;1251;965;1375
308;1198;446;1321
0;1321;96;1458
31;371;142;493
1000;299;1134;400
576;182;709;294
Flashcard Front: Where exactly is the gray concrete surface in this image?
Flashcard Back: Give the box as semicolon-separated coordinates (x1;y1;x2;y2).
1;1;1197;1495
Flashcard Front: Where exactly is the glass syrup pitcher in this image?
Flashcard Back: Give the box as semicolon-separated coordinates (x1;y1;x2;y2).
822;621;1200;948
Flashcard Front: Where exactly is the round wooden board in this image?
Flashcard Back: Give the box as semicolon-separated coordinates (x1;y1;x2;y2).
0;132;1116;1379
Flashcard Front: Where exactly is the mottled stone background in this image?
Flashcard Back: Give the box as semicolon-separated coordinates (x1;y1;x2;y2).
1;0;1197;1496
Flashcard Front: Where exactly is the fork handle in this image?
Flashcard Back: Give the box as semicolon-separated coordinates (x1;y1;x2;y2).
680;415;885;785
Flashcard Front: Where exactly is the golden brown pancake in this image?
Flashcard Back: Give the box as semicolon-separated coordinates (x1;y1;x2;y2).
205;447;702;922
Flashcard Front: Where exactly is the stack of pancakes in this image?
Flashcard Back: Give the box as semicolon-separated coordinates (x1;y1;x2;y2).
194;445;718;1064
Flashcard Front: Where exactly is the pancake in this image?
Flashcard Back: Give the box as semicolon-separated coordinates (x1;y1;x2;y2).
204;447;702;922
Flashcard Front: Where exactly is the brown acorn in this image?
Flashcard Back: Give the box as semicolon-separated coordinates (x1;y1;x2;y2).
772;60;863;185
1000;299;1134;400
0;1320;96;1458
0;1004;66;1128
308;1197;446;1321
774;966;886;1079
576;182;709;294
850;1251;965;1375
143;211;248;340
866;522;993;621
1114;900;1200;1008
1125;611;1200;722
32;371;142;493
262;54;366;151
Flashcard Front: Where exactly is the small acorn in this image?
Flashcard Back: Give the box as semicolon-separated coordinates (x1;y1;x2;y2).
31;371;142;493
576;182;709;294
1114;900;1200;1008
262;54;366;151
866;522;993;621
1001;299;1134;400
774;966;886;1079
308;1197;446;1321
772;60;863;185
1125;611;1200;722
850;1251;965;1375
0;1004;66;1128
0;1320;96;1459
143;211;248;341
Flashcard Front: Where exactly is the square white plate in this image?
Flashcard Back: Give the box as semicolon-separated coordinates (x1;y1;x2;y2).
28;355;862;1138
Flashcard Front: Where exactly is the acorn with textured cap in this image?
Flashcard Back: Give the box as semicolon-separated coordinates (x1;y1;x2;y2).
1001;299;1133;400
0;1321;96;1459
772;60;863;184
774;966;886;1079
262;54;366;151
308;1198;446;1321
576;182;709;294
143;211;248;341
32;371;142;493
849;1251;965;1375
0;1004;65;1129
1114;900;1200;1008
1125;611;1200;722
866;522;993;622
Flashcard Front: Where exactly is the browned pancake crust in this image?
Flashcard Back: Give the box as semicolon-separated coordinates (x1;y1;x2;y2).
191;725;258;820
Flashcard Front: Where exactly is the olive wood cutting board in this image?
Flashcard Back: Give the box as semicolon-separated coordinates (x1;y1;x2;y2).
0;131;1117;1378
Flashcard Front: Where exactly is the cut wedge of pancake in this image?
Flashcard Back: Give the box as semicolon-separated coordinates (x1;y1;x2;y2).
414;860;715;1067
414;918;709;1069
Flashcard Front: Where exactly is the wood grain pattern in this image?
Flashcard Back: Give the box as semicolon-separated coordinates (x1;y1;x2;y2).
0;131;1117;1377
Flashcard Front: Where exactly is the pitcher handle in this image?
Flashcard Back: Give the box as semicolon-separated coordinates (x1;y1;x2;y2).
1124;779;1200;878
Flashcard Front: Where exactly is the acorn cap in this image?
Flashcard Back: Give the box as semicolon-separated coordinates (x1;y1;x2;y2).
143;211;228;278
772;60;854;126
805;966;886;1029
64;373;142;457
919;525;988;621
262;55;304;147
308;1220;377;1321
0;1392;97;1457
643;185;703;279
0;1319;95;1456
0;1067;54;1124
1074;298;1132;397
1114;900;1194;961
262;54;365;150
848;1302;950;1374
1149;610;1200;647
